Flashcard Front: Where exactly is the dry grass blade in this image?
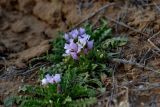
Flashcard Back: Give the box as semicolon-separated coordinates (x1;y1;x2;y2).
68;3;115;32
104;16;149;36
148;31;160;52
112;58;159;73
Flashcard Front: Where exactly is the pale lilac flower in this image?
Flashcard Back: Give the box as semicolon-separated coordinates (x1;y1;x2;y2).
66;42;77;54
71;53;78;60
80;34;90;40
53;74;61;83
78;38;87;47
77;44;83;53
69;29;79;39
70;42;78;52
41;74;61;85
45;74;54;84
87;40;94;50
79;28;85;35
42;78;48;85
84;48;88;55
63;27;94;60
64;44;70;51
69;39;74;43
64;33;69;42
78;34;90;46
63;41;81;60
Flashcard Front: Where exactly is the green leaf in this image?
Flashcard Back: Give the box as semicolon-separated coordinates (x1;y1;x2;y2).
91;64;98;70
87;79;103;88
63;96;72;104
18;85;29;92
98;28;112;42
101;37;127;50
4;96;16;107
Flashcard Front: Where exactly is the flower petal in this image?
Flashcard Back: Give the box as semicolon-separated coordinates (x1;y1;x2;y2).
87;40;94;49
79;38;87;46
45;74;54;84
71;53;79;60
79;28;85;35
53;74;61;83
84;48;88;54
81;34;90;40
69;39;74;43
42;78;48;85
64;33;69;41
70;42;78;51
69;29;78;39
64;44;70;49
77;44;83;53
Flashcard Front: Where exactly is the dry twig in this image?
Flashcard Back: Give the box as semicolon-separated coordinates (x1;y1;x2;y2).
148;31;160;52
131;83;160;91
68;3;115;32
104;16;149;36
112;58;159;73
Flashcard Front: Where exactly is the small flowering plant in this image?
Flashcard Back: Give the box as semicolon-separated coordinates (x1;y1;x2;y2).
4;20;127;107
63;28;94;60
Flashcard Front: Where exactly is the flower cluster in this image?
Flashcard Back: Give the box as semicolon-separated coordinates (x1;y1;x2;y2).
63;28;94;60
42;74;61;85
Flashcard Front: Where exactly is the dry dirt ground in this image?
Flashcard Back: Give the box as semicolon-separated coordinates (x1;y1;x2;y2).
0;0;160;106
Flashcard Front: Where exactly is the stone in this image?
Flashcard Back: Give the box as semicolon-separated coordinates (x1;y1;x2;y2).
18;0;35;13
11;20;28;33
33;1;62;26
